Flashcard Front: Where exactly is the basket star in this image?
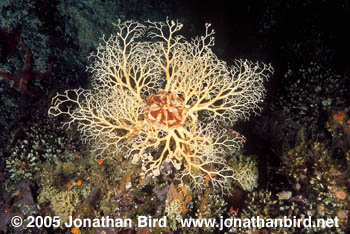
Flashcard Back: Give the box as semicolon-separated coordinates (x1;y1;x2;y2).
49;19;273;193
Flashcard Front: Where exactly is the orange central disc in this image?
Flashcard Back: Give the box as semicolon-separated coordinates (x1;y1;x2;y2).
145;91;185;128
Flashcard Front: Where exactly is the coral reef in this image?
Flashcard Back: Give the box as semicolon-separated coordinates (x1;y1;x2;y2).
1;1;349;234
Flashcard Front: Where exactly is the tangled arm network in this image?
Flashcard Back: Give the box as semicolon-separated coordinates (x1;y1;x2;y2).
49;19;273;193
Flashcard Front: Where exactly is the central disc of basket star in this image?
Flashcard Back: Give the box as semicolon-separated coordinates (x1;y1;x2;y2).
145;91;186;128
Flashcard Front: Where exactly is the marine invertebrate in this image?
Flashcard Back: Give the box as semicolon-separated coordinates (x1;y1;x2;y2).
77;179;83;187
38;186;80;224
71;227;80;234
5;117;67;182
279;140;350;232
273;62;347;128
0;39;52;95
49;19;273;193
38;184;92;225
229;154;258;191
